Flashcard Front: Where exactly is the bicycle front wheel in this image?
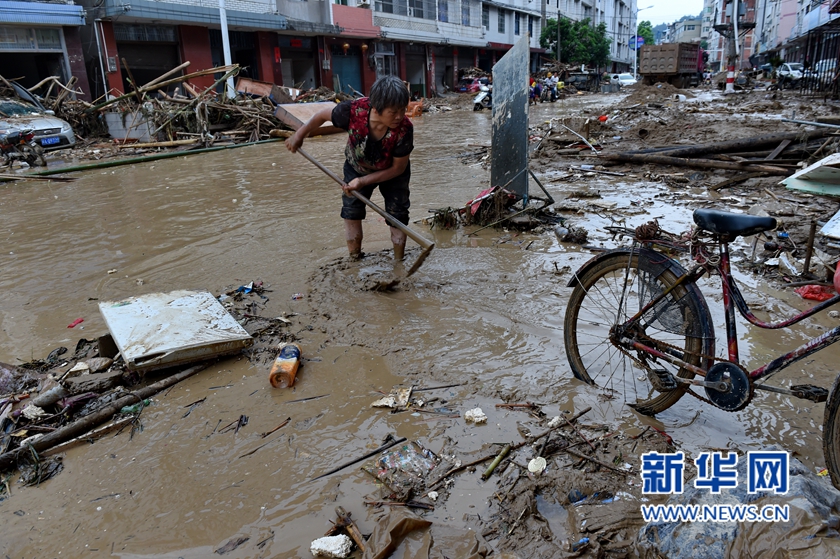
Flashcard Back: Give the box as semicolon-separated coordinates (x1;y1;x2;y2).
822;374;840;491
564;248;713;415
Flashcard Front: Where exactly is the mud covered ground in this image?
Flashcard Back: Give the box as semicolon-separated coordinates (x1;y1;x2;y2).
3;85;840;558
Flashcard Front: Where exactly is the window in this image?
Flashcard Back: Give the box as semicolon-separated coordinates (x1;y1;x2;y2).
685;25;695;31
334;0;347;5
515;12;520;35
498;9;505;33
461;0;470;25
409;0;424;18
483;4;489;29
528;15;533;36
438;0;448;22
376;0;394;13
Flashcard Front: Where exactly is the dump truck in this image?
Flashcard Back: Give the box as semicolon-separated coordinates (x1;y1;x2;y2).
638;43;703;88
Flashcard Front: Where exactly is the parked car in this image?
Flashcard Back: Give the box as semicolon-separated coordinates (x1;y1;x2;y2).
0;99;75;150
456;77;490;93
776;62;804;81
610;73;638;87
814;59;838;85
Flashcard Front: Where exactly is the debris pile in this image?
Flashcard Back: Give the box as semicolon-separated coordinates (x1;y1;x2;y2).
0;282;296;490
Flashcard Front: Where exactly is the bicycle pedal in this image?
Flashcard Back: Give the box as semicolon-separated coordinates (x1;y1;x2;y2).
647;369;679;392
790;384;828;403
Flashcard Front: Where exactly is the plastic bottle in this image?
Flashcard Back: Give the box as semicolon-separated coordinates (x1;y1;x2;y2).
269;343;302;388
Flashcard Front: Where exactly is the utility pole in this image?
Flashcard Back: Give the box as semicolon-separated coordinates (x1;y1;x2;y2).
557;11;561;62
219;0;235;99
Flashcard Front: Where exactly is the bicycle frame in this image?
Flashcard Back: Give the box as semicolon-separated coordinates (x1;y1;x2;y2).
622;239;840;386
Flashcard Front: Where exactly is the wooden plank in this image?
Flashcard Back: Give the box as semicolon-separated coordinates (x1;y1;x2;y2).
709;172;766;191
766;139;792;161
274;102;342;136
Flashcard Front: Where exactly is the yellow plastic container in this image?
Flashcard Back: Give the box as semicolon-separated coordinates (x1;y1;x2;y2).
269;343;301;388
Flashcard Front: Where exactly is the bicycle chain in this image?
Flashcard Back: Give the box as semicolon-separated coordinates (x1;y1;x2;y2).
617;334;755;411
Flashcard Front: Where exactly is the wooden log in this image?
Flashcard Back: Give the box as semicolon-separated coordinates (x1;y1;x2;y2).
623;130;834;158
41;416;134;457
601;152;791;174
0;361;213;471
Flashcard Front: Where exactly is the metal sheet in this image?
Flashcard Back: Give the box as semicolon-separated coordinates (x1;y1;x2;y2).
99;290;253;372
491;34;530;200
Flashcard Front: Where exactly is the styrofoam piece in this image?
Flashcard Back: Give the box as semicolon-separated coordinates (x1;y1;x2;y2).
464;408;487;423
310;535;352;558
99;290;253;372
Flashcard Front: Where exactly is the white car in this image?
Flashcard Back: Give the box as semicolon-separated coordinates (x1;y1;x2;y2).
611;73;638;87
0;98;76;150
777;63;803;81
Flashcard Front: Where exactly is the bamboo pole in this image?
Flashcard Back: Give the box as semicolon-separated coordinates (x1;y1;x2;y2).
116;139;200;150
86;65;238;113
30;138;282;177
140;61;191;91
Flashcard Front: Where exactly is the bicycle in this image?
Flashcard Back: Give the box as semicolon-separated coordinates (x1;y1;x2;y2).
563;208;840;489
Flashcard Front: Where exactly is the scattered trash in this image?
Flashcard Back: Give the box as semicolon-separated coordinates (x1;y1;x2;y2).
268;342;302;389
119;399;150;415
310;535;352;558
370;387;412;409
527;456;547;474
571;537;590;552
215;536;249;555
292;293;305;300
568;488;586;503
795;284;835;301
464;408;488;423
67;318;84;328
427;491;439;501
829;310;840;319
362;440;441;501
21;404;48;420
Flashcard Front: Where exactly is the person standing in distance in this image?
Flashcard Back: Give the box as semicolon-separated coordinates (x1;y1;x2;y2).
285;75;414;262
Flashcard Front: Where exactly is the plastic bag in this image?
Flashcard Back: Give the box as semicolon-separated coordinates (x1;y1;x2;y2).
794;284;836;302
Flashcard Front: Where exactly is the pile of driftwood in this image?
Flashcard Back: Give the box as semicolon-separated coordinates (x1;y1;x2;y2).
601;128;840;190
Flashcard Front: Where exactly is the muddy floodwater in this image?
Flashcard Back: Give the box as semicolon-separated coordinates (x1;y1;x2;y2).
2;96;840;557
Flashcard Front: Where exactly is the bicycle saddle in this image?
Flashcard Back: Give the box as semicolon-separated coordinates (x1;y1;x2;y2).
693;209;777;239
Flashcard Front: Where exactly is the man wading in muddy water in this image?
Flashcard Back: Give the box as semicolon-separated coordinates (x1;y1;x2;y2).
285;75;414;262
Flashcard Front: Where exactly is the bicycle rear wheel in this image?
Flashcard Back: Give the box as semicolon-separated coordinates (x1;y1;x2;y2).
822;374;840;490
564;248;714;415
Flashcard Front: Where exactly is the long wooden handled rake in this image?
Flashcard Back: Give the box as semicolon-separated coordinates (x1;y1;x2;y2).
296;147;434;277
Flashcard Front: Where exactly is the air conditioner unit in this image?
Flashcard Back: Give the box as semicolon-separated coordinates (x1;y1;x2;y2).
357;1;371;8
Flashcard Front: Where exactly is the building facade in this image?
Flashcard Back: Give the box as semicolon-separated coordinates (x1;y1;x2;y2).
557;0;636;72
3;0;645;101
0;0;91;99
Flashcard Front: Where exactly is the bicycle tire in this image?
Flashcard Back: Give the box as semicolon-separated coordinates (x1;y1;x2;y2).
823;374;840;491
564;248;714;415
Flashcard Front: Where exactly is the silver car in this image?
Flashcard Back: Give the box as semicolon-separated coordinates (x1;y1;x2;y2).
0;99;75;150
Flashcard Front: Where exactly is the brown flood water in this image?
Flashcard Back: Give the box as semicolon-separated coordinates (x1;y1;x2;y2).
2;99;839;557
